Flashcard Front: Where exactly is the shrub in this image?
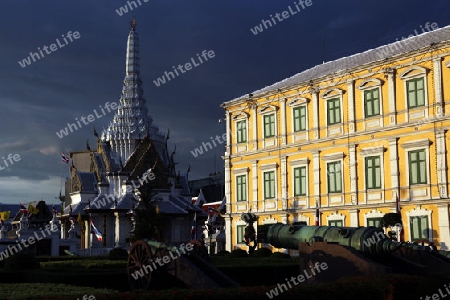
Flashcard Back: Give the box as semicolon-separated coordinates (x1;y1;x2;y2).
229;249;248;258
107;247;128;260
270;252;291;258
4;253;40;272
215;250;230;257
250;247;272;258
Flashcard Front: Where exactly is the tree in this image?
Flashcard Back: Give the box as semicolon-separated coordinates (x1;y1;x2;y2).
129;179;161;243
379;213;402;240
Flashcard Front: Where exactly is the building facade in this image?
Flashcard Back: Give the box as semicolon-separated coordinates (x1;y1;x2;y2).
221;25;450;252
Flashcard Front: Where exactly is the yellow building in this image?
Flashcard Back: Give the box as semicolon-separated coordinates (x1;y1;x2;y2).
221;25;450;252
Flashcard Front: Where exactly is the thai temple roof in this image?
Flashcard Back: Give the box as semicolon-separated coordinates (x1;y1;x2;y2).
223;25;450;104
65;20;197;217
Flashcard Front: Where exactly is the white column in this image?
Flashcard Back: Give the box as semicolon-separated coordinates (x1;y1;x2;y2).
280;98;287;145
252;106;258;150
433;57;444;117
310;89;320;139
436;130;448;198
224;157;232;251
347;80;355;133
281;155;288;209
313;151;320;209
389;138;399;200
225;112;231;155
349;209;359;227
252;160;259;212
437;203;450;250
386;69;397;125
225;216;232;252
349;144;357;205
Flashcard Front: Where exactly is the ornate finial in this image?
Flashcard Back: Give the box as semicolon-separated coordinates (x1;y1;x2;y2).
130;19;136;30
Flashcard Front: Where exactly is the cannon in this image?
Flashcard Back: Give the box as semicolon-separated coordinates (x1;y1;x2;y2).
257;223;450;279
127;239;239;290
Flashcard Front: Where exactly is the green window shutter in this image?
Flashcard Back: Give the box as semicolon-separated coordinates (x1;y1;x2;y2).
409;150;427;184
327;98;341;125
236;175;246;201
365;156;381;189
237;120;247;143
294;166;306;196
294;106;307;132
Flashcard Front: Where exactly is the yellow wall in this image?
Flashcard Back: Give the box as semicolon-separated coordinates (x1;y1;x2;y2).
223;39;450;252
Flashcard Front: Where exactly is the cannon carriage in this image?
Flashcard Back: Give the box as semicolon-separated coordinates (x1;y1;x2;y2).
127;239;239;291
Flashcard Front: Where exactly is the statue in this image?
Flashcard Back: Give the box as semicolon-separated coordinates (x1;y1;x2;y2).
241;212;258;254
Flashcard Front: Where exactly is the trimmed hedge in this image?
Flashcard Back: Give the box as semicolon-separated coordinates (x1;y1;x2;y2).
250;247;272;258
4;253;40;271
229;249;248;258
3;274;449;300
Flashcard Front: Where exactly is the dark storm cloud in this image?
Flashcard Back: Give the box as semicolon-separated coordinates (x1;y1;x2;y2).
0;0;447;202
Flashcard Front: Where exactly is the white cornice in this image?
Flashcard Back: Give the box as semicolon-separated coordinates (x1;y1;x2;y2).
232;167;250;174
400;139;431;149
260;163;278;170
289;158;310;166
321;152;345;161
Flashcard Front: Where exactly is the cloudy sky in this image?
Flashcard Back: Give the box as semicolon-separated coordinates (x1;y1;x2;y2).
0;0;447;204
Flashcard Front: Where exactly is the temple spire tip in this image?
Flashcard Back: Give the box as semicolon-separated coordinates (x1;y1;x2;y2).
130;19;136;30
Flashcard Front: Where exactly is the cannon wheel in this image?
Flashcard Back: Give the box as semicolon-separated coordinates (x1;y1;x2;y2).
127;241;153;290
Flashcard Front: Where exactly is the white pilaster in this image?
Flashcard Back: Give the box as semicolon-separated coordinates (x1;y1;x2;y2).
349;144;357;204
311;89;320;139
349;209;359;227
225;112;231;155
252;160;259;212
437;203;450;250
252;106;258;150
313;151;320;209
433;57;443;117
280;98;287;145
436;130;448;198
225;216;232;252
224;157;232;252
347;80;355;133
389;138;399;199
386;69;397;125
281;155;288;209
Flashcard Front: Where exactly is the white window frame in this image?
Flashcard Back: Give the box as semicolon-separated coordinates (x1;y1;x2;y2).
288;97;310;133
235;221;246;245
364;209;385;227
406;206;432;241
322;153;345;194
401;139;431;186
326;212;345;227
232;112;249;151
321;89;344;126
235;174;247;202
399;66;429;122
357;78;384;120
260;163;278;200
290;158;309;198
359;146;385;191
258;105;278;144
233;167;249;205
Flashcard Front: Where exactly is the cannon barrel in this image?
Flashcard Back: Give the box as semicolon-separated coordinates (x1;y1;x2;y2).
258;223;405;255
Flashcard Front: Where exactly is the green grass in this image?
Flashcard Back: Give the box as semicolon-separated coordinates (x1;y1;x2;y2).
1;283;116;300
40;259;127;271
209;256;300;267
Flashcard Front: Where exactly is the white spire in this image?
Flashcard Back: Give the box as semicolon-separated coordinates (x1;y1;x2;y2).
102;19;163;163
